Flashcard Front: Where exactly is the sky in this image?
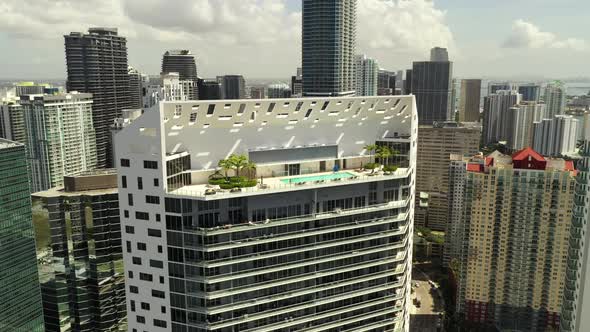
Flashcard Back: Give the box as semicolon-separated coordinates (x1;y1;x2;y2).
0;0;588;80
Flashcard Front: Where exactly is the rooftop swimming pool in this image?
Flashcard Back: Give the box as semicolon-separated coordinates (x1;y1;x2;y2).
280;172;356;184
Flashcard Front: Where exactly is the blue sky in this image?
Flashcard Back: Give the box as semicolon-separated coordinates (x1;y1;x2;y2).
0;0;588;80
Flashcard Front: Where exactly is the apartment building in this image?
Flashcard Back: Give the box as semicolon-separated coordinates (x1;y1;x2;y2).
115;95;417;331
448;148;575;331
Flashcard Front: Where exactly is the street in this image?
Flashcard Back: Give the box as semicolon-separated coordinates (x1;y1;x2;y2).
410;264;445;331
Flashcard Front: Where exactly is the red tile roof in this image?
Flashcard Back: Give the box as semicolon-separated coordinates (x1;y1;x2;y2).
511;147;545;162
467;163;483;173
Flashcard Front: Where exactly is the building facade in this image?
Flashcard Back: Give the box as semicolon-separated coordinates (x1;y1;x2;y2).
518;83;542;102
0;98;26;143
220;75;246;100
302;0;356;96
506;102;546;151
377;70;396;96
533;115;579;157
162;50;199;100
448;148;575;331
411;56;453;125
21;92;97;192
0;139;45;331
250;86;265;99
430;47;449;62
115;95;417;331
267;83;292;99
482;90;521;145
415;122;481;231
32;170;126;332
458;79;481;122
544;81;566;119
355;54;378;97
64;27;132;168
128;66;145;109
198;80;223;100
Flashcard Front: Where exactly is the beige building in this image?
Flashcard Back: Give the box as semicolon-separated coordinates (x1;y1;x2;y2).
448;148;575;331
415;122;481;231
458;79;481;122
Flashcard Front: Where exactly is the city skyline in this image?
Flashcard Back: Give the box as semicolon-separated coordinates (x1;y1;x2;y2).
1;0;589;80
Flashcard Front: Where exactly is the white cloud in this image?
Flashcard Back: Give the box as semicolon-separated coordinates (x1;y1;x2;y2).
0;0;455;77
503;19;587;51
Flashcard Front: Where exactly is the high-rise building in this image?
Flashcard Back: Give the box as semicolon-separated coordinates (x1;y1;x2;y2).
412;48;453;125
65;27;131;168
291;67;303;97
250;86;265;99
532;115;579;156
458;79;482;122
220;75;246;99
198;80;223;100
506;102;546;151
482;90;521;145
544;81;567;118
430;47;449;62
561;136;590;332
0;98;25;143
415;122;481;231
161;50;199;100
448;148;575;331
354;54;378;96
488;82;515;95
518;83;542;102
0;139;45;331
404;69;413;95
267;83;292;99
128;66;145;109
15;82;48;96
21;92;97;192
377;69;396;96
32;170;126;332
115;95;417;331
302;0;356;96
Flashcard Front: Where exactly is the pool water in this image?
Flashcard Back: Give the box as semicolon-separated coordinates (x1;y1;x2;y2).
280;172;355;184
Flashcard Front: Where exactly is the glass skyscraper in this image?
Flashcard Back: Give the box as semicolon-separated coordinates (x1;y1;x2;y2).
0;138;45;331
302;0;356;96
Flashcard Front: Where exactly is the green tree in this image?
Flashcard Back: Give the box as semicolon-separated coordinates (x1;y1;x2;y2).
242;161;257;179
228;154;249;177
364;144;378;163
218;158;232;178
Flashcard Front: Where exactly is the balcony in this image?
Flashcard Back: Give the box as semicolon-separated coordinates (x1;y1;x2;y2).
168;167;412;200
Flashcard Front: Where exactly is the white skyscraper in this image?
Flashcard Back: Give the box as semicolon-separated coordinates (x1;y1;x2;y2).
115;95;417;332
533;115;579;156
544;81;566;118
355;54;379;96
482;90;521;145
507;102;546;151
21;92;97;192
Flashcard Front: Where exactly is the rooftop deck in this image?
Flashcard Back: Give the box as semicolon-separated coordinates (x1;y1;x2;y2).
169;167;412;200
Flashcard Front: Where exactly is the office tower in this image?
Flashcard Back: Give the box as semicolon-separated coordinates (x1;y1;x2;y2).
65;27;131;168
404;69;412;94
302;0;356;96
561;136;590;332
518;83;542;102
448;148;575;331
161;50;199;100
291;67;303;97
21;92;97;192
220;75;246;99
198;80;223;100
32;170;125;332
250;86;265;99
415;122;481;231
377;69;396;96
482;90;521;145
128;66;144;109
458;79;482;122
0;98;26;142
533;115;579;156
267;83;292;98
430;47;449;62
15;82;47;96
488;82;515;95
544;81;567;118
396;70;404;89
354;54;378;96
506;102;546;151
0;139;45;331
116;95;417;331
412;48;453;125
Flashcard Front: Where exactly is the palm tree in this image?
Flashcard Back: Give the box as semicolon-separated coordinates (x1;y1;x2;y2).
375;146;393;165
364;144;378;163
242;161;257;180
218;158;232;179
228;154;249;177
